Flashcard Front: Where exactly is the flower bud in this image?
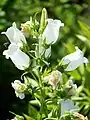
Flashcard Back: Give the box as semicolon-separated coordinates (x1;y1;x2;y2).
65;79;77;96
21;21;31;37
39;8;47;33
21;17;39;37
44;70;62;87
74;112;88;120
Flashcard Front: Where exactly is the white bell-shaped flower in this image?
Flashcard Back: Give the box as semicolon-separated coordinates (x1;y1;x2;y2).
2;22;26;47
42;19;64;45
62;47;88;71
3;43;30;70
11;80;27;99
60;99;78;115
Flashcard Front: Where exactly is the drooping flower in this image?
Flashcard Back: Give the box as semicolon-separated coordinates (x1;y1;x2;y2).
62;46;88;71
11;80;27;99
60;99;78;115
44;70;62;87
2;22;26;47
3;43;30;70
42;19;64;45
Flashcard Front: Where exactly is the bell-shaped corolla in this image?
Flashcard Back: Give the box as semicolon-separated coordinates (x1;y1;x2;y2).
42;19;64;45
3;43;30;70
2;22;26;47
62;47;88;71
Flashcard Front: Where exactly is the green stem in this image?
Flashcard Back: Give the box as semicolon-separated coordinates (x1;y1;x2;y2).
38;69;43;119
38;66;48;119
28;51;36;59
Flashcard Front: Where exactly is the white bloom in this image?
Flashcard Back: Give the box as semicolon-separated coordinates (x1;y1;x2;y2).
3;43;30;70
62;47;88;71
42;18;64;44
11;80;27;99
60;99;78;115
39;18;64;58
2;22;26;47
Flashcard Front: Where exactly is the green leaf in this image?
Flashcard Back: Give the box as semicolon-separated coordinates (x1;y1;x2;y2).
67;70;81;80
23;114;34;120
24;76;38;87
28;104;41;120
29;99;40;107
78;20;90;39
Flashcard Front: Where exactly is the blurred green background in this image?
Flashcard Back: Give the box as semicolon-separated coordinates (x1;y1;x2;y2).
0;0;90;119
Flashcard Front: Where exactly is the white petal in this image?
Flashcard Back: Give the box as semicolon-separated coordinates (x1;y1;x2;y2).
4;43;30;70
53;19;64;27
61;57;70;65
14;80;21;84
1;27;14;43
62;47;84;66
65;58;83;71
62;47;88;71
69;80;73;86
47;19;53;23
74;84;77;89
11;50;30;70
18;93;25;99
43;19;64;44
2;23;26;47
3;50;9;59
65;57;87;71
11;80;21;90
84;57;88;64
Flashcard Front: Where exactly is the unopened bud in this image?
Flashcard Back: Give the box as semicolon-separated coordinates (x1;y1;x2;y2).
39;8;47;33
74;112;88;120
21;21;31;37
44;70;62;87
65;79;77;96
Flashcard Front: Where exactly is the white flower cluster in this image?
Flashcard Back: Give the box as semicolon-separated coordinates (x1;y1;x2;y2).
2;22;30;70
2;9;89;110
